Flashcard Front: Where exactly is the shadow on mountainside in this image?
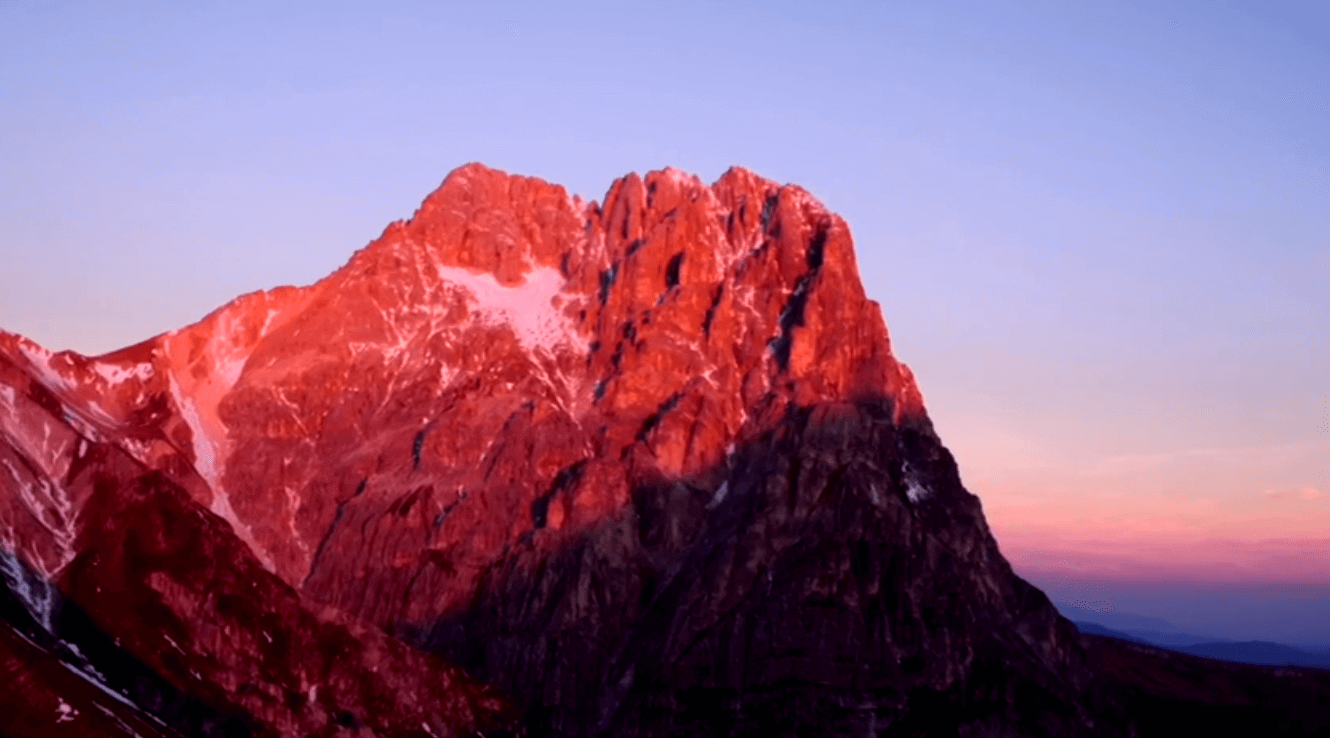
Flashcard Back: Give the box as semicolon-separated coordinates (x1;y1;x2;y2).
0;533;252;738
411;395;1139;738
0;614;195;738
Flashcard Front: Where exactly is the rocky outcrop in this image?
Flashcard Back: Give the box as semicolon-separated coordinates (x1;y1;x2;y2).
13;162;1311;736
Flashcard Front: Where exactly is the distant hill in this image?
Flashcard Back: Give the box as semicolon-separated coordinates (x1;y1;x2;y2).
1176;641;1330;671
1081;632;1330;735
1072;620;1154;645
1058;602;1231;645
1074;620;1330;671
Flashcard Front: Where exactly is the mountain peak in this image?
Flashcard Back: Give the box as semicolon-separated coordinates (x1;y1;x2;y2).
0;164;978;737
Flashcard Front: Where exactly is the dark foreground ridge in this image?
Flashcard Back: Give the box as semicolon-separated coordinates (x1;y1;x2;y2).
1083;633;1330;735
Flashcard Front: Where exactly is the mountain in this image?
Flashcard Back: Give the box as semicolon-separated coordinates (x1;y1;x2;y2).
1173;642;1330;671
1074;621;1330;670
1076;622;1330;672
1057;604;1235;648
1055;605;1205;640
0;163;1327;736
1072;621;1156;647
1080;632;1330;735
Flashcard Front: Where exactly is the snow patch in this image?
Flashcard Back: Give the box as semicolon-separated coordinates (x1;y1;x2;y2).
82;400;117;426
84;675;144;714
435;265;582;354
175;306;253;391
902;463;930;503
117;436;156;466
213;346;248;390
55;700;76;723
92;362;154;386
167;371;273;570
706;481;729;510
438;362;458;388
1;458;76;571
168;374;220;491
18;343;71;392
60;409;102;444
905;480;929;503
260;307;281;336
0;548;57;632
209;486;250;543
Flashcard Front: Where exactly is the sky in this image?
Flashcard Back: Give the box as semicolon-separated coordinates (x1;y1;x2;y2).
1;1;1327;644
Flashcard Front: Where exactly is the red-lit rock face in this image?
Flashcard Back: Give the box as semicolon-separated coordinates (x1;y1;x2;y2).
2;164;923;620
2;164;1139;737
0;321;513;736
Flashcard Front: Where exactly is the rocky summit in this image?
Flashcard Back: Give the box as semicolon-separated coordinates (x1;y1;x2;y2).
1;164;1326;737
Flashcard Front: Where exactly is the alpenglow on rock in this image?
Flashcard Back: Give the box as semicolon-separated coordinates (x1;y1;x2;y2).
1;164;1146;737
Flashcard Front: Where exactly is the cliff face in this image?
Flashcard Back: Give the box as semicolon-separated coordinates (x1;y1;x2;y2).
0;164;1129;736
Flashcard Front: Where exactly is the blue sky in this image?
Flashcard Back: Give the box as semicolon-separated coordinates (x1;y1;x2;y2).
1;0;1327;642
